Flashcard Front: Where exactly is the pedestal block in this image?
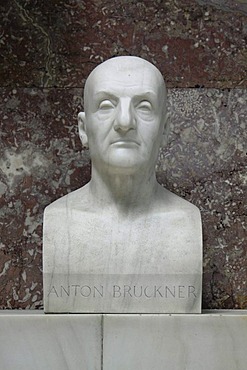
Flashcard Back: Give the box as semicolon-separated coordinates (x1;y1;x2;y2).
0;311;246;370
103;311;247;370
0;312;101;370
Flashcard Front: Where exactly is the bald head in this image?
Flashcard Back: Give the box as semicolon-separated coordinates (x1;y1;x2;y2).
84;56;167;114
78;56;169;173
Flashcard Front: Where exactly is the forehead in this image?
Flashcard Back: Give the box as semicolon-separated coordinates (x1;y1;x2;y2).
86;60;164;98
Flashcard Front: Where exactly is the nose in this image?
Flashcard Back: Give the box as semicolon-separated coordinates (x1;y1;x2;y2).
114;98;136;132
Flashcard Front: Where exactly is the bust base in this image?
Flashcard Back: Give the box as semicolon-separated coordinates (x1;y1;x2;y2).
0;310;246;370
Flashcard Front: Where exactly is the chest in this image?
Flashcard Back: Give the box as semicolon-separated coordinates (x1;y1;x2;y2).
51;211;199;274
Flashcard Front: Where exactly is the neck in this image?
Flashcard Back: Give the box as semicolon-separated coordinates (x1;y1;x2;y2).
88;164;159;215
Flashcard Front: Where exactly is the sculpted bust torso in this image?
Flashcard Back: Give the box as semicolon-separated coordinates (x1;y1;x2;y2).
43;56;202;313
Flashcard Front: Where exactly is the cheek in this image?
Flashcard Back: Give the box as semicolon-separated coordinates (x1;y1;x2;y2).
136;111;156;123
139;120;162;140
96;110;116;122
88;112;115;136
140;128;163;154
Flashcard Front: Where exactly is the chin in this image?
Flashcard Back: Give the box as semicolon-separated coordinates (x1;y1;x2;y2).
105;157;149;175
109;166;139;175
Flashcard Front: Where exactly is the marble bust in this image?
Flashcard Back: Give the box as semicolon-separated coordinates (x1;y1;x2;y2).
43;56;202;313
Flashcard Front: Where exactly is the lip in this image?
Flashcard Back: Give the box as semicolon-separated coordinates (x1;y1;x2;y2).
111;139;140;146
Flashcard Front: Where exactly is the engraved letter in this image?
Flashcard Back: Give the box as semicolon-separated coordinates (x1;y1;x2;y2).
113;285;121;298
144;286;152;298
48;286;59;297
165;286;176;298
61;285;70;296
188;285;197;298
72;284;80;296
94;285;104;297
178;285;185;298
154;285;163;297
133;285;143;298
80;285;91;297
124;285;132;297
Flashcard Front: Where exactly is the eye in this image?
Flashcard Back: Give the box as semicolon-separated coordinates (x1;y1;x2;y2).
99;100;115;110
136;100;152;111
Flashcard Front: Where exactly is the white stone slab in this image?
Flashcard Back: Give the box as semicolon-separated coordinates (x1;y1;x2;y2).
103;311;247;370
0;312;101;370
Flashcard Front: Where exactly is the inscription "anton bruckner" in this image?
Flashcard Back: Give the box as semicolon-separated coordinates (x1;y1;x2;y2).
48;284;197;299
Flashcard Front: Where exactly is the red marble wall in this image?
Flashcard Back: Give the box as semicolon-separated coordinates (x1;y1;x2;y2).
0;0;246;309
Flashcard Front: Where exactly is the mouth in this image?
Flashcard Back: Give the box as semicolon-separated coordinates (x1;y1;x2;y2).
111;138;140;146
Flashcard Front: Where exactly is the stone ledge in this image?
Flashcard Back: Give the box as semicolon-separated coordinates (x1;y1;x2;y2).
0;311;246;370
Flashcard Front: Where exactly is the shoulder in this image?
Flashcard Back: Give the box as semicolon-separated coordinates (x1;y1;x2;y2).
44;184;90;217
155;186;202;243
157;185;201;218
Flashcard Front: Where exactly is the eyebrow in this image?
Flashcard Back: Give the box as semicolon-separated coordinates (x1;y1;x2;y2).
94;91;118;100
94;90;157;101
132;92;157;102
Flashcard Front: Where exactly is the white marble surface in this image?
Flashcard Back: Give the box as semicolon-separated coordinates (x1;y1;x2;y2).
103;311;247;370
0;311;247;370
0;312;101;370
43;56;202;314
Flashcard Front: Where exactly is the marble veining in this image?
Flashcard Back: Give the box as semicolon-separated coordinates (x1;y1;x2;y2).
0;311;246;370
0;0;246;310
103;312;247;370
0;87;246;309
1;0;246;88
0;313;101;370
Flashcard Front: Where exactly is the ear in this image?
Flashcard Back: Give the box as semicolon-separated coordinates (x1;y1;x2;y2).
78;112;89;148
161;111;170;147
